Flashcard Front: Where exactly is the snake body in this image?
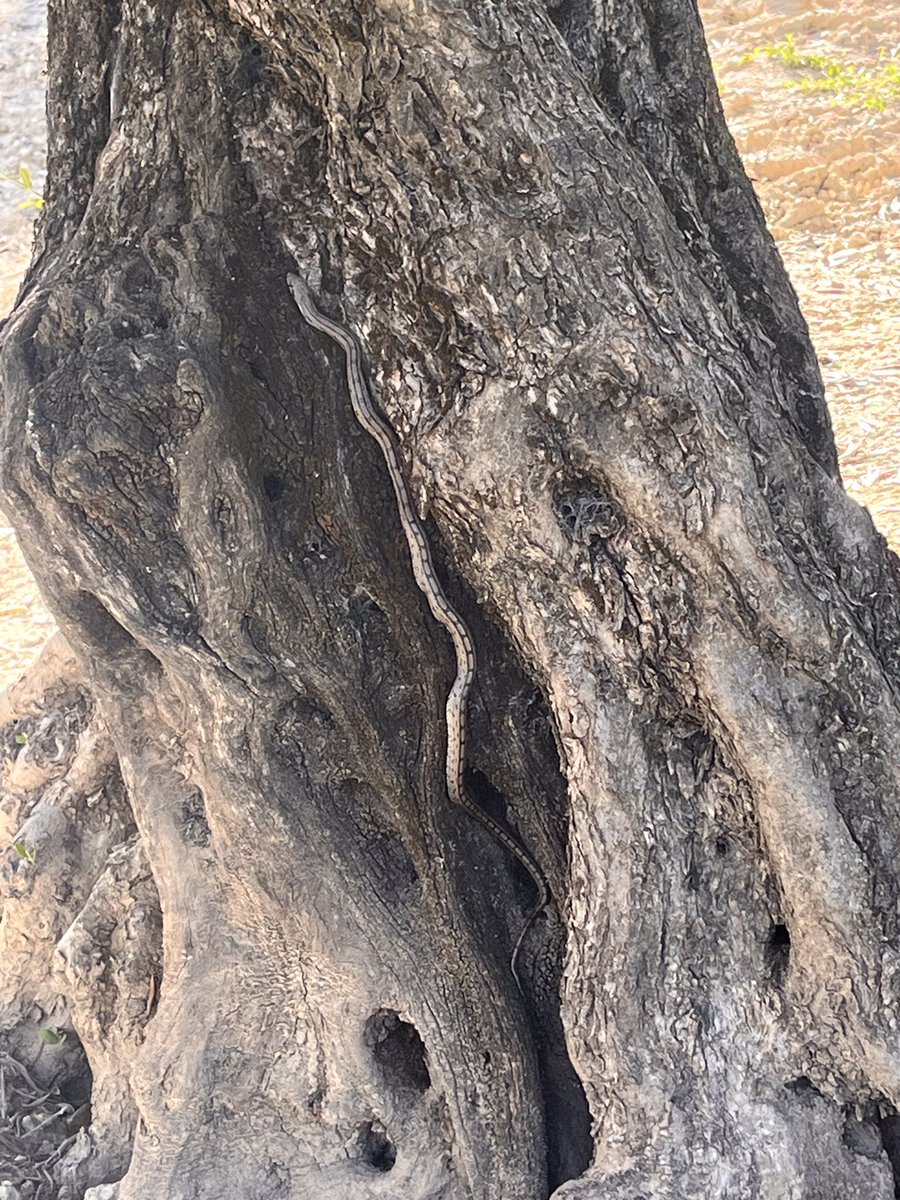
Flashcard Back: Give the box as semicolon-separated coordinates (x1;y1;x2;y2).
287;274;548;986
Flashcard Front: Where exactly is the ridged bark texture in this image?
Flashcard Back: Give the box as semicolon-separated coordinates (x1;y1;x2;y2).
2;1;900;1198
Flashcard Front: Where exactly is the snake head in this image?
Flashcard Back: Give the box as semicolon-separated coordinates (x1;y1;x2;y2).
286;273;309;305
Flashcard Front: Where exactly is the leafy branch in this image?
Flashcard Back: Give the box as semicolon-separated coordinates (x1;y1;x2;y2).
0;165;44;210
743;36;900;111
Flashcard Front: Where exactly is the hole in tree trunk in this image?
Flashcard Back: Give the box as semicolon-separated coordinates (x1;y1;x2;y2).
357;1121;396;1172
364;1009;431;1094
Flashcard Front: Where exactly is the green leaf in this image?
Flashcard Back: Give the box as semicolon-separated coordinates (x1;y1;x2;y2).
14;732;28;745
18;166;32;190
13;840;36;863
39;1028;64;1045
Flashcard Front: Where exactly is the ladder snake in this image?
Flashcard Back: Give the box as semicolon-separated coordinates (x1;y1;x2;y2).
287;274;549;987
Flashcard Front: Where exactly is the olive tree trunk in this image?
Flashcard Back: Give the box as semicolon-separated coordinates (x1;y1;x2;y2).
3;0;900;1197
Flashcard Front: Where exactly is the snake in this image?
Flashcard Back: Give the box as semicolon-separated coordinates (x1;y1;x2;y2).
287;274;549;987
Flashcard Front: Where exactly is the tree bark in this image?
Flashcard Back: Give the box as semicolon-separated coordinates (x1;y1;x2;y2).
0;634;155;1198
2;0;900;1197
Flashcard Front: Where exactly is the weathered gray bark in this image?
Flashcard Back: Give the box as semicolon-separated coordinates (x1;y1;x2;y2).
0;635;156;1197
2;0;900;1197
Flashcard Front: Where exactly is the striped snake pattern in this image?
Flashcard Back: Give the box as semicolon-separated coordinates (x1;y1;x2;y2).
287;274;548;986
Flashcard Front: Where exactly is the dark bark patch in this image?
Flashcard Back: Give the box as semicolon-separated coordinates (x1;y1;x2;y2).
841;1108;884;1160
179;791;211;848
346;588;391;661
364;1009;431;1095
333;780;422;900
879;1113;900;1198
70;591;144;662
262;473;285;503
553;477;627;544
766;923;791;988
465;768;544;902
785;1076;824;1102
541;1028;593;1192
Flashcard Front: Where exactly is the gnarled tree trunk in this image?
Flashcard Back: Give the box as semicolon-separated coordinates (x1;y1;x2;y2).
2;0;900;1197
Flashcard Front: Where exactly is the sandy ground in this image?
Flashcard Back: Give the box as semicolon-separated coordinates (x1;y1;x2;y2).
0;0;898;691
703;0;900;548
0;0;52;690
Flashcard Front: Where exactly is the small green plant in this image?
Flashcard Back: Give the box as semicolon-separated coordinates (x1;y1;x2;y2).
743;36;900;111
12;840;37;863
39;1028;66;1046
14;731;29;745
0;165;44;210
